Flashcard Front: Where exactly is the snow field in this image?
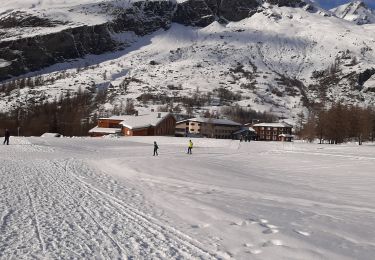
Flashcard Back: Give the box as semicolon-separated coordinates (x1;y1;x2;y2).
1;137;375;259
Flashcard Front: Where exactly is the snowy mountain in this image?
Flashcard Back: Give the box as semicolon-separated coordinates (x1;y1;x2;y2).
0;0;375;121
332;0;375;25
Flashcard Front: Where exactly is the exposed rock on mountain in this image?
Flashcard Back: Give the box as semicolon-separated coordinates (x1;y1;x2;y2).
265;0;304;7
332;0;375;25
0;1;175;80
0;24;116;79
0;0;375;120
0;11;67;28
173;0;217;26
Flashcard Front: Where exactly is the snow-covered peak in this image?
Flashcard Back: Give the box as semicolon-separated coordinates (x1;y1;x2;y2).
332;0;375;25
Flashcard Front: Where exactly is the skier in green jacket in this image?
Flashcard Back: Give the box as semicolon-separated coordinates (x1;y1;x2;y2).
187;140;193;154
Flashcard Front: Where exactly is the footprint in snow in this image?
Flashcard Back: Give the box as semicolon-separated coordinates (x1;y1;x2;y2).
294;230;311;236
230;220;248;226
256;221;280;234
243;243;254;248
262;239;284;247
247;249;262;255
262;228;279;234
191;223;210;229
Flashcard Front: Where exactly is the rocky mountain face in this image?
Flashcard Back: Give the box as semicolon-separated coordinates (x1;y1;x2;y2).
0;0;374;120
0;0;314;81
173;0;306;26
332;0;375;25
0;1;176;81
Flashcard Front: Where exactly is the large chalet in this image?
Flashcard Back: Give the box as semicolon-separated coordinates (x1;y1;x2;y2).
252;122;293;141
89;112;176;137
175;117;241;139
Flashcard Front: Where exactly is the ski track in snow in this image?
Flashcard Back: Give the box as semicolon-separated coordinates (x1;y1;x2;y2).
1;137;375;259
0;140;215;259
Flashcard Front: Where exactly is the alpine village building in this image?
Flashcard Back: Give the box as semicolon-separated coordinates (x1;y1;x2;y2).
252;122;293;142
89;112;176;137
175;117;242;139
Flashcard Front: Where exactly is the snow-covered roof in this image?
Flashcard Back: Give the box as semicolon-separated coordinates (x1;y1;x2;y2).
233;128;257;135
119;112;172;130
178;117;241;126
253;122;293;128
279;134;294;138
89;127;121;134
99;115;133;121
41;132;62;137
248;127;256;132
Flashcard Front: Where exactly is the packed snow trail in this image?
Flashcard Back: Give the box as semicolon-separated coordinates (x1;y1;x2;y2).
0;139;215;259
2;137;375;259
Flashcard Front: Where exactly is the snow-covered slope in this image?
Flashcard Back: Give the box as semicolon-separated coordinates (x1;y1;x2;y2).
0;0;375;121
332;0;375;25
2;136;375;259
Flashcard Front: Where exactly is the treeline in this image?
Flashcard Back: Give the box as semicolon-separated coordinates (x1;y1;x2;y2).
221;104;277;124
0;89;100;137
300;104;375;145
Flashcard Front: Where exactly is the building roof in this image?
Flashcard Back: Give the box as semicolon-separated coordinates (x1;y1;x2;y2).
89;127;121;134
98;115;132;121
247;126;256;132
279;134;294;138
253;122;293;128
119;112;172;130
177;117;241;126
233;128;257;135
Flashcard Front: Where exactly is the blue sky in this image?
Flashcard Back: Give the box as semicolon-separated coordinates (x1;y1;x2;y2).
315;0;375;9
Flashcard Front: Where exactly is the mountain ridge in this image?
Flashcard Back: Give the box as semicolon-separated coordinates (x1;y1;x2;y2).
0;0;374;122
332;0;375;25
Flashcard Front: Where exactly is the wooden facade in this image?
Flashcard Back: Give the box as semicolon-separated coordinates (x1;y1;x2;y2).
252;123;293;141
90;113;176;137
122;114;176;136
97;119;123;129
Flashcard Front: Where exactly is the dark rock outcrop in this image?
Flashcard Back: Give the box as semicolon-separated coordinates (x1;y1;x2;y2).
219;0;261;21
113;0;175;35
265;0;305;7
358;68;375;86
173;0;216;27
0;24;116;79
0;1;175;81
172;0;308;26
173;0;262;25
0;11;67;28
0;0;311;81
